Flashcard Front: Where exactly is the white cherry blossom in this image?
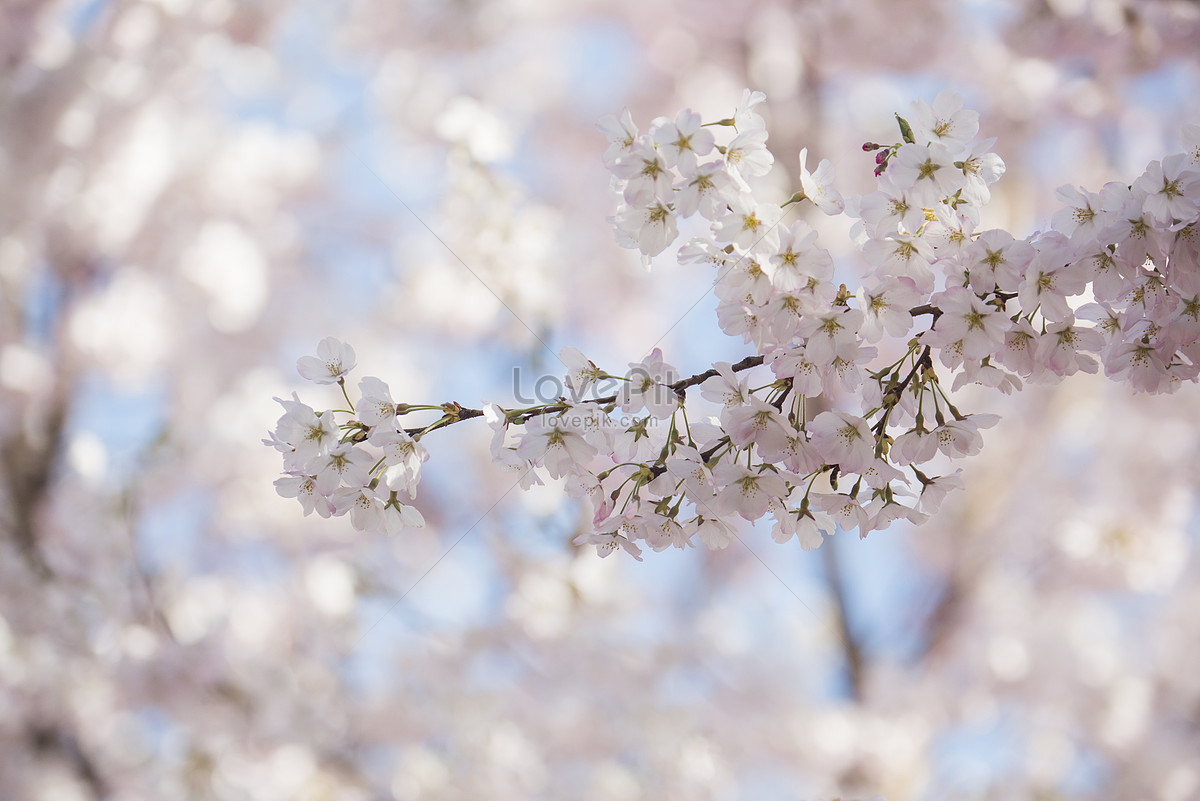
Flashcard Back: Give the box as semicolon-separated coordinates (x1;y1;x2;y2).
798;147;844;214
297;337;357;384
909;90;979;150
650;109;715;173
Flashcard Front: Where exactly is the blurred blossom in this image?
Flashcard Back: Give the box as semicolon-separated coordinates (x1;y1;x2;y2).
0;1;1198;799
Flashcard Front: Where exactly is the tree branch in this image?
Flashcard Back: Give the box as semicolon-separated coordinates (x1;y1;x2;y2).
394;298;953;440
822;537;865;701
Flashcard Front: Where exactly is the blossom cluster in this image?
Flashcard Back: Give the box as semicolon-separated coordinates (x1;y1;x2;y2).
270;91;1200;557
266;338;428;534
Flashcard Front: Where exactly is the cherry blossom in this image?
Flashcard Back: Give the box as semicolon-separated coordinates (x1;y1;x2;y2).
375;429;429;496
909;89;980;150
515;409;599;480
597;107;638;168
561;346;605;398
297;337;357;384
619;348;680;419
12;2;1200;798
723;126;775;186
274;474;334;518
798;147;845;215
809;410;875;474
272;89;1200;562
922;286;1009;365
357;376;398;429
888;143;966;208
270;394;338;468
712;461;790;521
650;109;715;173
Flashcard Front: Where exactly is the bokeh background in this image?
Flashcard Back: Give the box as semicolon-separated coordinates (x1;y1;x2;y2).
2;0;1200;798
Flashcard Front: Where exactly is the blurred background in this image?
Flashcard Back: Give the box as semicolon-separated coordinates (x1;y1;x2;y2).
2;0;1200;798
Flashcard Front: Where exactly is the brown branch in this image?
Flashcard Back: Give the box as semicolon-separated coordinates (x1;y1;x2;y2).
393;297;957;440
2;389;68;579
399;354;768;437
914;576;965;664
29;724;108;799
